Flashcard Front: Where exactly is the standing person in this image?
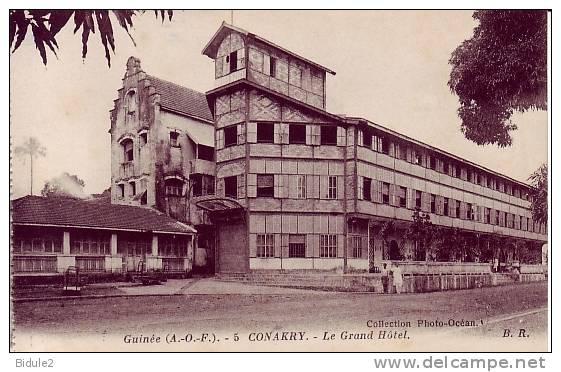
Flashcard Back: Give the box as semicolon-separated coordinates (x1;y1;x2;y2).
381;263;389;294
392;263;403;294
493;257;499;273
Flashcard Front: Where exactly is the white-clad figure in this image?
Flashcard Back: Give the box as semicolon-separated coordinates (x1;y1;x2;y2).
392;263;403;294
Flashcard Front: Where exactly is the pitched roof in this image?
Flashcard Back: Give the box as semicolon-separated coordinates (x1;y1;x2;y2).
202;22;336;75
11;196;196;235
146;75;214;123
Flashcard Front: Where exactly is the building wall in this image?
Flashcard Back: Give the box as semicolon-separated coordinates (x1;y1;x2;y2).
207;28;547;273
12;224;194;274
110;57;216;226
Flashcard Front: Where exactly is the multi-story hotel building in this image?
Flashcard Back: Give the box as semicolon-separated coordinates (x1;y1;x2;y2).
200;23;547;274
105;22;546;275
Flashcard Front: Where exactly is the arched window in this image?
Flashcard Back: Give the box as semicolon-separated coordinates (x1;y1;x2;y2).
122;139;134;162
126;90;137;113
165;178;184;196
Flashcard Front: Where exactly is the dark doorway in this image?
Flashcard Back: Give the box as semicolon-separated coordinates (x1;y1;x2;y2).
389;240;401;260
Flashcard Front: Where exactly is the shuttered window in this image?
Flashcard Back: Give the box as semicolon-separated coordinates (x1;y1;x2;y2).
256;234;274;258
319;234;337;258
256;174;274;197
288;234;306;258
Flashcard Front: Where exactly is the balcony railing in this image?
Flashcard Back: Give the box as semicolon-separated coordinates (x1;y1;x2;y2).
119;162;134;179
75;256;106;272
13;255;57;273
162;257;185;272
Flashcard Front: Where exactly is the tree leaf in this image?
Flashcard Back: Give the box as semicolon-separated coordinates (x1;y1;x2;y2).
48;10;73;36
81;24;90;59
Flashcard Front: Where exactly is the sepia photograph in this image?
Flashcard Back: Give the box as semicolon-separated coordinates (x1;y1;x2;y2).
9;9;550;354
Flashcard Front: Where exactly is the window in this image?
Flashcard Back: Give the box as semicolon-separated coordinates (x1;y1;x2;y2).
126;90;136;113
429;155;437;170
224;176;238;198
257;122;275;143
415;190;422;209
122;139;134;162
296;175;306;198
192;174;215;197
485;208;491;224
70;232;111;255
414;151;422;165
129;181;136;196
380;138;390;154
117;184;125;199
289;124;306;144
270;57;277;78
197;144;214;161
398;186;407;208
350;235;362;258
159;236;188;257
288;234;306;258
450;164;457;178
430;194;436;213
139;132;147;146
165;179;183;196
456;200;461;219
328;176;337;199
320;126;337;145
257;174;274;197
443;197;449;216
363;177;372;201
13;229;63;254
224;126;238;147
443;162;449;175
363;131;372;148
373;135;383;152
466;203;473;220
319;234;337;258
169;131;180;147
256;234;274;257
381;182;390;204
229;50;238;73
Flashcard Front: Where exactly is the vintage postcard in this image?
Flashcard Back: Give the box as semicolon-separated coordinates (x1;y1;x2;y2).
9;9;550;353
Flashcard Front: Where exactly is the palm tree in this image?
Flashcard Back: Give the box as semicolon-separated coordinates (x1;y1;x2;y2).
14;137;46;195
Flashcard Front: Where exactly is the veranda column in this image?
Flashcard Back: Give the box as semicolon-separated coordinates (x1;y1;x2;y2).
63;231;70;254
151;235;158;256
106;233;119;273
57;230;75;273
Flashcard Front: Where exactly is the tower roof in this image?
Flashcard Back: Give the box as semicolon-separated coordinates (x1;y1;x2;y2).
202;22;336;75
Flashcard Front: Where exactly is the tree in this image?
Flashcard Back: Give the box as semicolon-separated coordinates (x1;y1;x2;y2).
448;10;547;147
14;137;46;195
41;172;86;198
9;10;173;67
378;220;397;260
404;208;439;261
528;163;548;224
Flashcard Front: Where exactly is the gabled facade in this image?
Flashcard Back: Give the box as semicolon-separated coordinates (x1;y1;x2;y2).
109;57;216;223
109;57;218;272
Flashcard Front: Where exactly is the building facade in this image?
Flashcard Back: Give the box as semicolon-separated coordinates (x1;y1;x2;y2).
12;196;195;277
109;57;216;271
200;23;547;274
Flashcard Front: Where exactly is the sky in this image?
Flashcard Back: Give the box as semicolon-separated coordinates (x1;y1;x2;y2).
9;10;548;198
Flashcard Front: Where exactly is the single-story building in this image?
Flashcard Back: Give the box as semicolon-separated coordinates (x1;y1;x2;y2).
11;195;196;276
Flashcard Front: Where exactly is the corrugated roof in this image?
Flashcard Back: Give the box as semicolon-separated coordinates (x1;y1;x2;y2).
146;75;213;123
11;196;196;235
